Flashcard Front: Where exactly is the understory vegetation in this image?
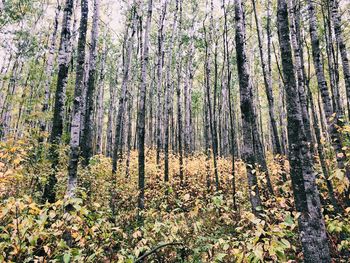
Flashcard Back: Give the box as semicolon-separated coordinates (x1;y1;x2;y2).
1;137;350;262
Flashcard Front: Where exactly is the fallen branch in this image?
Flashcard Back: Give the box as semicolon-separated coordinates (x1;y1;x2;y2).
135;242;184;262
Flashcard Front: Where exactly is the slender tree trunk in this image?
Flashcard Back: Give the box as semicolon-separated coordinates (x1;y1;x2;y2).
322;2;342;115
277;1;331;261
156;0;167;166
67;0;89;198
176;4;184;182
330;0;350;118
289;0;314;151
95;43;106;155
112;8;137;174
106;68;118;158
164;0;178;183
307;0;350;183
184;15;195;157
234;0;262;214
252;0;281;155
81;0;100;165
125;91;133;178
50;0;74;145
40;4;61;140
42;0;74;203
223;0;236;209
137;0;153;212
203;0;219;191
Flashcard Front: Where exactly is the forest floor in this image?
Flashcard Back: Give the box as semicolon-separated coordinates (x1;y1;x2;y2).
0;138;349;262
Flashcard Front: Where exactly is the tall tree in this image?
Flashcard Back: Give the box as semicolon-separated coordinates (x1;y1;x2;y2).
67;0;89;198
251;0;281;155
223;0;236;208
81;0;100;164
330;0;350;118
137;0;153;211
203;0;219;191
277;0;331;261
42;0;74;203
234;0;262;214
40;3;61;140
112;6;137;174
176;0;184;182
164;0;178;183
307;0;350;185
156;0;167;165
95;40;107;155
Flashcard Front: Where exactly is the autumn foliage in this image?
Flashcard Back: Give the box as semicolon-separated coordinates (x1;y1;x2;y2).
0;137;349;262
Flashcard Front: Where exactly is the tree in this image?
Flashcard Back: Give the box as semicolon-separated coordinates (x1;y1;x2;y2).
156;0;167;165
330;0;350;118
234;0;262;214
67;0;89;198
251;0;281;155
164;0;179;183
137;0;153;211
307;0;350;189
112;6;137;174
39;3;61;141
277;0;331;260
42;0;74;203
81;0;100;164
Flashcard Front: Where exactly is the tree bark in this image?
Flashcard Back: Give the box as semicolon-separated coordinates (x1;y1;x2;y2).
307;0;350;183
81;0;100;165
40;4;61;139
164;0;178;183
234;0;262;214
330;0;350;119
277;0;331;261
112;7;137;174
137;0;153;211
156;0;167;166
67;0;89;198
223;0;236;209
42;0;74;203
95;41;107;155
50;0;74;145
252;0;282;155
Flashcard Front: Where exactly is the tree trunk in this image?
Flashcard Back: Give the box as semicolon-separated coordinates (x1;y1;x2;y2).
137;0;153;212
289;0;314;151
203;0;219;191
95;41;107;155
67;0;89;198
252;0;282;155
307;0;350;183
42;0;74;203
176;5;184;182
156;0;167;166
277;0;331;261
81;0;100;165
330;0;350;119
234;0;262;214
164;0;178;183
50;0;74;145
223;0;236;209
40;4;61;140
106;67;118;158
112;7;137;174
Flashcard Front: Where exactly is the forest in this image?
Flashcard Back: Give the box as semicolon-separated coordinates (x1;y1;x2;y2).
0;0;350;262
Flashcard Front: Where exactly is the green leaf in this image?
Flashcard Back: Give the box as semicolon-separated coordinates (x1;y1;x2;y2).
63;253;71;263
284;214;294;226
215;253;227;262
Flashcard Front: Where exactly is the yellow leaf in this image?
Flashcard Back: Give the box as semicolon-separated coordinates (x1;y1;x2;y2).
183;193;190;201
